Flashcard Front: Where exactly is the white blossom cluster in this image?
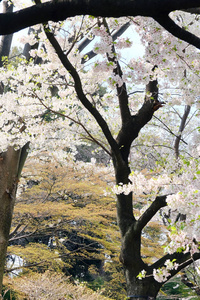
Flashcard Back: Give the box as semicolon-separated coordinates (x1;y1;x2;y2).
113;171;171;198
138;259;179;283
152;259;179;283
114;158;200;242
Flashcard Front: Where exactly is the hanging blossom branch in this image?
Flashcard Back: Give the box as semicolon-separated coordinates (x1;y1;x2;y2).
30;89;112;156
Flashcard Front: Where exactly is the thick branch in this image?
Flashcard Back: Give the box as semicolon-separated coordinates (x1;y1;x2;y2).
136;195;168;232
155;14;200;50
115;78;161;233
151;250;200;281
116;78;159;163
1;0;200;35
182;8;200;14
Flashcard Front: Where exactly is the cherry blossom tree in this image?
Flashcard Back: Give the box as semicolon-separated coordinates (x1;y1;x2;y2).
0;1;200;299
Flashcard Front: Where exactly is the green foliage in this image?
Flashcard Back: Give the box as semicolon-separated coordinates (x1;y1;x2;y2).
9;158;124;298
2;285;18;300
7;46;24;69
8;243;68;273
157;276;200;299
9;157;184;298
12;157;200;299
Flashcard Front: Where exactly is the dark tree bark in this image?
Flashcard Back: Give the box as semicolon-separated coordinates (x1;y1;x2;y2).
0;0;13;93
0;148;21;294
0;0;200;53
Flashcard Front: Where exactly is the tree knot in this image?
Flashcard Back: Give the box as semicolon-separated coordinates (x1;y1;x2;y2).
153;101;165;112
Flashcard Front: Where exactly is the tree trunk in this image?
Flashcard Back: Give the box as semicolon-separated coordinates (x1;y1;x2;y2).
0;147;21;294
114;158;162;298
119;218;161;299
125;272;160;299
0;144;29;296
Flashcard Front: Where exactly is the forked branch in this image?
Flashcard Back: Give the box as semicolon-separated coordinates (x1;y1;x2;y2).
43;23;121;160
136;194;168;232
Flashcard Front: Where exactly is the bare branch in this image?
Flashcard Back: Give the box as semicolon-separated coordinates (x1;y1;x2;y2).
9;230;37;242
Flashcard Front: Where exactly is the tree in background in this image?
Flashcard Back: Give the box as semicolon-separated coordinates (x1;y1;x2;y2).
0;1;200;299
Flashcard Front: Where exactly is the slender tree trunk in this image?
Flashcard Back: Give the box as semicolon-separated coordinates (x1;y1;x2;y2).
174;105;190;159
117;199;161;298
0;0;13;95
0;1;13;66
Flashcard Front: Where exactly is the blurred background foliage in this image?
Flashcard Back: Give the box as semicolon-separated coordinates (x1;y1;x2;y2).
3;156;200;299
